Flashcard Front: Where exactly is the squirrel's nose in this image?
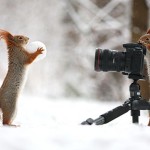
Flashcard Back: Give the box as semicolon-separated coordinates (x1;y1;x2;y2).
25;37;29;41
138;39;143;44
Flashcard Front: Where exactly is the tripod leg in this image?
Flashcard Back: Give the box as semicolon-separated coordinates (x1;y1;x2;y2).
131;110;140;123
81;102;130;125
148;112;150;126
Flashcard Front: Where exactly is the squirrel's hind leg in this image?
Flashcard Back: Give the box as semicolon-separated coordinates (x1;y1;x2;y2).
3;122;20;127
148;110;150;126
148;119;150;126
3;119;20;127
4;124;20;127
0;108;3;126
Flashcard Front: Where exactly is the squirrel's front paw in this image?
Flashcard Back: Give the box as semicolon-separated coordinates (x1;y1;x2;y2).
26;41;47;62
37;47;44;54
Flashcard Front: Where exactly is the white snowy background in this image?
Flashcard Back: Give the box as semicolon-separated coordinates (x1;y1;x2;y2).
0;0;150;150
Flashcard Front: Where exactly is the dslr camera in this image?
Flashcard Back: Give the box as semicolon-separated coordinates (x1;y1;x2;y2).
94;43;146;79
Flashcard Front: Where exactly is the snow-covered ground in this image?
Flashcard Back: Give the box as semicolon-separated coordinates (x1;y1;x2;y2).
0;95;150;150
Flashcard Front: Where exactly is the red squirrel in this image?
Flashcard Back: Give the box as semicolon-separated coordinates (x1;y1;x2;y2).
138;28;150;126
0;29;44;126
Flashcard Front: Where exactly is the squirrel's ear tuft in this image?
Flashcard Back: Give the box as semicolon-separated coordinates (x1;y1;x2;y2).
0;29;14;40
147;28;150;34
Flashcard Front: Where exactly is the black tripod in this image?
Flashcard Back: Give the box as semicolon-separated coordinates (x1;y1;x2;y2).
81;77;150;125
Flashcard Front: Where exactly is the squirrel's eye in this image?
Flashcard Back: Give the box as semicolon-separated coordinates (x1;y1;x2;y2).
146;38;149;41
18;37;23;40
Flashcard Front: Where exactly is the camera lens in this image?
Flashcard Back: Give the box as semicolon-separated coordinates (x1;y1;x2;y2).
95;49;125;72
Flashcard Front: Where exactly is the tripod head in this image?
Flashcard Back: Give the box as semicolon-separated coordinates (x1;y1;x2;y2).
129;79;141;99
126;73;144;80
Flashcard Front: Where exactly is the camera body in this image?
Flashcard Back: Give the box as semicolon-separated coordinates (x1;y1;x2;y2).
95;43;146;79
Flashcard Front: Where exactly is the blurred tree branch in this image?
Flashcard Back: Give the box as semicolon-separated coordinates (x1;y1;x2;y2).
63;0;131;100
